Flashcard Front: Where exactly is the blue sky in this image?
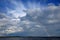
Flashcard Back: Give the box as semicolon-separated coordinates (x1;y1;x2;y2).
0;0;60;36
0;0;60;13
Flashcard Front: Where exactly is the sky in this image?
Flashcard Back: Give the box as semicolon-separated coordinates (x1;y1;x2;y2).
0;0;60;36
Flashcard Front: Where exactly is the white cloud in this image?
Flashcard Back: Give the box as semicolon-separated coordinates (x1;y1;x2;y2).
24;3;60;24
0;0;60;36
17;3;60;36
5;26;24;34
7;0;27;18
0;18;24;35
0;13;23;35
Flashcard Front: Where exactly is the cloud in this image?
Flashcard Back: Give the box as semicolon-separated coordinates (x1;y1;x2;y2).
0;13;23;35
0;0;60;36
19;3;60;36
5;26;24;34
7;0;27;18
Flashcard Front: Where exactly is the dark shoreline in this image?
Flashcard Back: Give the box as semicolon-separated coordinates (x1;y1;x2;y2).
0;36;60;40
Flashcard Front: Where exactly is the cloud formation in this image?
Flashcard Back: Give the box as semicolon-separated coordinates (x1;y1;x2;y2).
0;0;60;36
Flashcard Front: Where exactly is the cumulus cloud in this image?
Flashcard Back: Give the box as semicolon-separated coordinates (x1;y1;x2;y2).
0;13;23;35
20;3;60;36
7;0;27;18
0;0;60;36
